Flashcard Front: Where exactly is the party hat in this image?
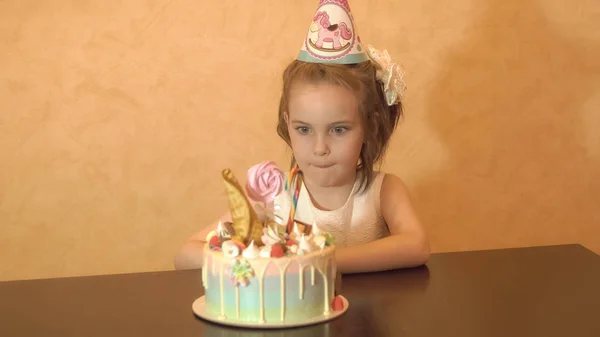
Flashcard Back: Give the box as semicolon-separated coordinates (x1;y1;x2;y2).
297;0;367;64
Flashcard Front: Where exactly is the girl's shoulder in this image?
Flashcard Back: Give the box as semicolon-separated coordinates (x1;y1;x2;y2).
356;170;386;196
360;171;411;214
377;172;415;213
363;171;387;212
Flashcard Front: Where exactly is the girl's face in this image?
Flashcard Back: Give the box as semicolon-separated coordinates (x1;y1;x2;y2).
286;82;364;188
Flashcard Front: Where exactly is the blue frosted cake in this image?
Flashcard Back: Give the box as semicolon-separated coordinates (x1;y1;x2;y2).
200;164;344;325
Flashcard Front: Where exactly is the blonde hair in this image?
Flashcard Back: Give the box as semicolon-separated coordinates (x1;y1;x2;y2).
276;59;402;193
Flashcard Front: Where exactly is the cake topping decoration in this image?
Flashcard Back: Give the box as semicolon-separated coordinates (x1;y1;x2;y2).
259;246;272;258
284;167;303;234
311;221;322;236
323;232;336;246
245;161;284;204
216;221;231;239
222;240;240;258
313;235;327;250
332;295;345;311
298;234;318;254
273;204;284;225
226;259;254;287
215;164;336;260
242;240;260;259
208;235;222;251
222;169;264;246
261;225;282;246
290;222;303;241
205;230;218;243
270;243;286;258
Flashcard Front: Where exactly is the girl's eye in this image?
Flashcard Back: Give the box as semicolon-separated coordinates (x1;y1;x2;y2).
296;127;310;134
332;127;348;134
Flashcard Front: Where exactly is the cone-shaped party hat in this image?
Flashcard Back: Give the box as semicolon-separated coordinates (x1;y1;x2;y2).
297;0;368;64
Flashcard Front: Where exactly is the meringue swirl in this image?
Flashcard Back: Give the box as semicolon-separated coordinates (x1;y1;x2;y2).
245;161;284;204
242;240;260;259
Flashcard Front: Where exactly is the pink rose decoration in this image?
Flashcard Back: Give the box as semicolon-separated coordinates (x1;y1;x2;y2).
245;161;284;204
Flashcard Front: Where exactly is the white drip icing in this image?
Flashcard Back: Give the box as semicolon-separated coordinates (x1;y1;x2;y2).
274;260;291;321
212;255;216;275
202;255;208;289
219;264;225;319
235;286;240;318
316;256;332;315
299;263;304;300
256;262;269;323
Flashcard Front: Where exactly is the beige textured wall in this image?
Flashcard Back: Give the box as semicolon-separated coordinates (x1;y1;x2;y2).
1;0;598;281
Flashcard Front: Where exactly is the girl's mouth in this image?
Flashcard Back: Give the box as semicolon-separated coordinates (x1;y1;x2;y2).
313;163;334;169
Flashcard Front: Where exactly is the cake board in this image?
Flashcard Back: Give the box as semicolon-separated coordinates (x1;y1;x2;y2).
192;295;349;329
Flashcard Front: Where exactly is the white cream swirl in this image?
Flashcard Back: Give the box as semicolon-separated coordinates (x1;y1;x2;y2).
311;221;322;236
290;222;303;241
261;225;281;246
259;246;272;258
298;234;317;254
242;240;260;259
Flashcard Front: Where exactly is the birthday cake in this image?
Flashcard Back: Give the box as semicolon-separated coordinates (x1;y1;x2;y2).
200;162;345;325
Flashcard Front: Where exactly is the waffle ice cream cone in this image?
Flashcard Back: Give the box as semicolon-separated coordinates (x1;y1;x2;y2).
221;169;264;246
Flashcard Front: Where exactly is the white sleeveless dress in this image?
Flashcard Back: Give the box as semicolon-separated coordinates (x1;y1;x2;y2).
272;171;390;248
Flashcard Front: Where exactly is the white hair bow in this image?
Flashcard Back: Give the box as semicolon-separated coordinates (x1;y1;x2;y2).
366;45;406;106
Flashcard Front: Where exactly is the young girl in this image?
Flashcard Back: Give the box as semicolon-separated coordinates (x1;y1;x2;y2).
174;0;430;274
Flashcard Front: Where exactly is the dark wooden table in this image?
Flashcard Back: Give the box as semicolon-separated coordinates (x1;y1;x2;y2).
1;244;599;337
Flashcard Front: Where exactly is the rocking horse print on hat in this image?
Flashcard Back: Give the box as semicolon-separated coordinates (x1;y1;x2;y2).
297;0;368;64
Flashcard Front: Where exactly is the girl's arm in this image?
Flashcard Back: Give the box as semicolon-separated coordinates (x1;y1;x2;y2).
335;173;430;274
173;212;232;270
173;186;272;270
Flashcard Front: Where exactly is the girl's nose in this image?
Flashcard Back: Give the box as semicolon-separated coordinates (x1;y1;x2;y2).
313;136;330;156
